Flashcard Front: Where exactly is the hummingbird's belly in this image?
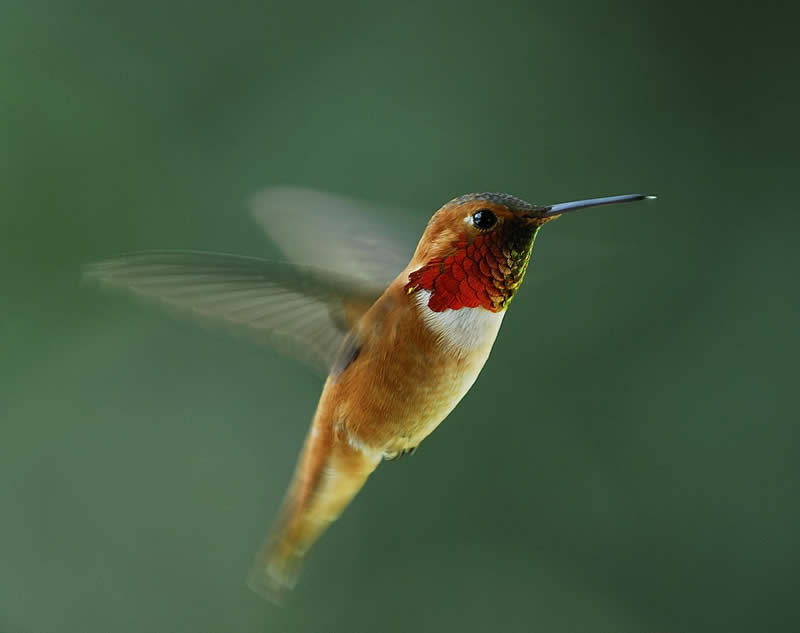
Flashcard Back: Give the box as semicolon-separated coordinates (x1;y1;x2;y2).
332;298;505;457
386;349;492;453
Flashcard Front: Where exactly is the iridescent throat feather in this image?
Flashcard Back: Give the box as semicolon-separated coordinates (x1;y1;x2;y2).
405;221;539;312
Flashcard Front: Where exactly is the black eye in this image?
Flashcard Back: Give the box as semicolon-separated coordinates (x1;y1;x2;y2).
471;209;497;230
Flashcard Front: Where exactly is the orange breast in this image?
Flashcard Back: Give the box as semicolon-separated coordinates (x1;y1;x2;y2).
319;279;500;455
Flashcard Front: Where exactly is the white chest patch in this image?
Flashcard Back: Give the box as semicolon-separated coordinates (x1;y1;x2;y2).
414;290;505;356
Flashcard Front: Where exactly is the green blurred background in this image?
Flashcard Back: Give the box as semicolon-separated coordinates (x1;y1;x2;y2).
2;1;798;631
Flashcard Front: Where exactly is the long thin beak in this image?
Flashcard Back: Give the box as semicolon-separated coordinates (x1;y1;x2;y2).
541;193;656;217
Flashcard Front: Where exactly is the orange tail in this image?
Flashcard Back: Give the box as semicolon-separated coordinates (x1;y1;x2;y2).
248;418;381;601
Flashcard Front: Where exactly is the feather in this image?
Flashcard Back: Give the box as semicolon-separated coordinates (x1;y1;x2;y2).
84;251;378;374
249;186;419;290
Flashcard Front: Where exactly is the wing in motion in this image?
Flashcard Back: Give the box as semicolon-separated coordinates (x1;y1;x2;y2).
249;186;420;289
84;251;378;373
85;188;422;373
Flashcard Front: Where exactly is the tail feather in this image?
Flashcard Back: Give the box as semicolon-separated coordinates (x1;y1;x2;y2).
248;422;381;602
247;533;303;602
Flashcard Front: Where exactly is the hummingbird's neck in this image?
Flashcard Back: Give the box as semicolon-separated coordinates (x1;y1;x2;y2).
405;222;540;313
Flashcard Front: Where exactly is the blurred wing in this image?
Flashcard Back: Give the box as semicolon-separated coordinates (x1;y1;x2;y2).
249;186;420;290
84;251;378;373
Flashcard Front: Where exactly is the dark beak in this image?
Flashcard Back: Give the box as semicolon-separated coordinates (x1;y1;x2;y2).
538;193;656;217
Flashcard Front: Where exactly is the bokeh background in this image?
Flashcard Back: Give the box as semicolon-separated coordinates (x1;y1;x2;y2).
2;1;798;631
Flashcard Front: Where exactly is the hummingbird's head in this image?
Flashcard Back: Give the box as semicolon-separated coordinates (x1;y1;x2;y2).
406;192;653;313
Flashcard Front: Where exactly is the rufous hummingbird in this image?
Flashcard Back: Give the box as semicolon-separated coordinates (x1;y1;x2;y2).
85;187;654;600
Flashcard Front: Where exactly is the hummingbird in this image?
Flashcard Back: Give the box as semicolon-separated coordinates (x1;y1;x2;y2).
85;187;654;600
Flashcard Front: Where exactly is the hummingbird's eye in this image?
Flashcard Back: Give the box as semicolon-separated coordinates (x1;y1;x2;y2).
471;209;497;230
